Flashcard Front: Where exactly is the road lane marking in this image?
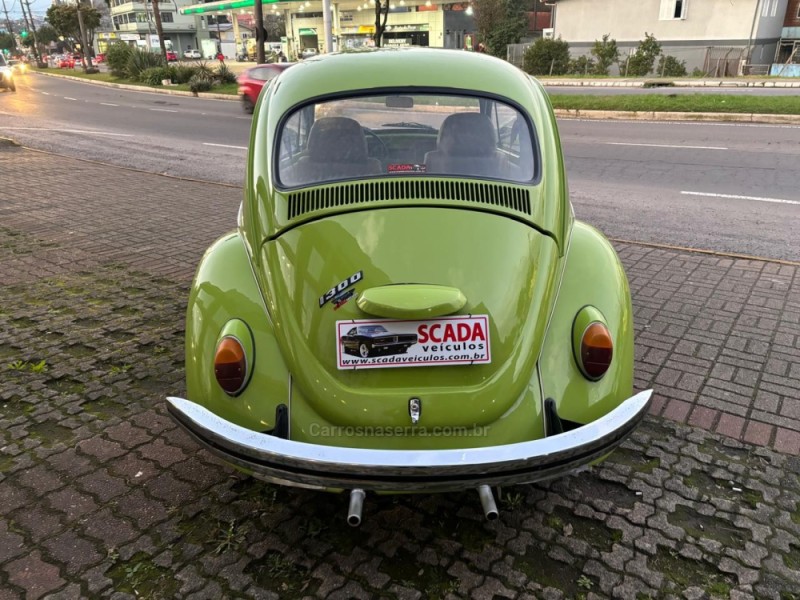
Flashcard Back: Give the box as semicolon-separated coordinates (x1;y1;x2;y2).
604;142;728;150
100;103;118;107
64;97;77;101
0;127;133;137
42;92;50;95
203;142;247;150
681;191;800;206
150;108;178;113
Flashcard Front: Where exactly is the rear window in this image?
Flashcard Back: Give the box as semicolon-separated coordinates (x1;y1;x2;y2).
276;93;536;188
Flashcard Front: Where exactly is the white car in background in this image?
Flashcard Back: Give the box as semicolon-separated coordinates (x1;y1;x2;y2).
0;55;15;92
183;49;202;59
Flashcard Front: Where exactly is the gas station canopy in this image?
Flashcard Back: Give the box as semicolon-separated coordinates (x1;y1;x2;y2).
181;0;294;15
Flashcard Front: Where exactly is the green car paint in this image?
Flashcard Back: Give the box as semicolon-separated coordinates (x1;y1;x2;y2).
355;284;467;320
177;48;643;484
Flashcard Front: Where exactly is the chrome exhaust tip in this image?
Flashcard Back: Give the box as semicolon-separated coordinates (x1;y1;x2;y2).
347;489;366;527
477;485;499;520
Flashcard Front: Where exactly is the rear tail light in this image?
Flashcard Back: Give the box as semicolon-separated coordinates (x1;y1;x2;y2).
214;336;248;395
572;307;614;381
578;322;613;380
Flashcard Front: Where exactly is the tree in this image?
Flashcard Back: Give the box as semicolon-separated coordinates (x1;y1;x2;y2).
474;0;527;58
264;13;286;40
590;34;619;76
373;0;389;48
522;37;570;76
150;0;168;61
0;32;14;53
31;24;59;47
625;32;661;77
46;4;101;50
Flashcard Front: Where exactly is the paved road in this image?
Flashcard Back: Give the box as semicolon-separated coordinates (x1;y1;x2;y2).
1;73;799;262
2;143;800;599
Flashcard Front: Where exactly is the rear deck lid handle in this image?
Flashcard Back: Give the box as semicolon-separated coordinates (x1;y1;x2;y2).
356;284;467;319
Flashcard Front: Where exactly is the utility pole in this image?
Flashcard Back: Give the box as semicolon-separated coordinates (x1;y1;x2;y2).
21;0;42;65
254;0;265;63
76;0;96;71
0;0;17;53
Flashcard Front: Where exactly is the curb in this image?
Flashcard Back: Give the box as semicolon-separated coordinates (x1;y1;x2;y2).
538;78;800;88
553;108;800;124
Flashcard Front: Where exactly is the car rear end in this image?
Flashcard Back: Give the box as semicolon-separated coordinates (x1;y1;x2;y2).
168;50;651;522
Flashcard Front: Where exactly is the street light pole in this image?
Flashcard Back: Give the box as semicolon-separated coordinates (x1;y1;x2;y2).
21;0;42;65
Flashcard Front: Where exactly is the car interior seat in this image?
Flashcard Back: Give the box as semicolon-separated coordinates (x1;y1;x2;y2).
424;113;509;179
282;117;382;186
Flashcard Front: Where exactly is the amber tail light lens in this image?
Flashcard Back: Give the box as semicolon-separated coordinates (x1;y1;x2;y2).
214;336;248;395
580;322;614;380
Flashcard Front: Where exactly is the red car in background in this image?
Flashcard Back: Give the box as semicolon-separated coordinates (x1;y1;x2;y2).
57;55;75;69
237;63;294;114
166;50;178;62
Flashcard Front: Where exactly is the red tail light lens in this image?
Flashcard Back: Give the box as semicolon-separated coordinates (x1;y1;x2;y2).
214;336;247;395
580;322;613;380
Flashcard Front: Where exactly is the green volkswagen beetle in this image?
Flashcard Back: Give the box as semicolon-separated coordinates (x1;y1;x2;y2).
167;49;652;525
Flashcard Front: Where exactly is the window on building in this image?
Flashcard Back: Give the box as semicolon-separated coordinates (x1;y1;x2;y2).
161;12;173;23
659;0;687;20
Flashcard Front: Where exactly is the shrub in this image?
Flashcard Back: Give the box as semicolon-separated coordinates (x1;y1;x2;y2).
691;67;706;78
171;64;199;84
188;74;213;95
625;32;661;76
657;55;688;77
140;66;176;86
591;34;619;76
522;37;571;76
127;49;166;81
192;60;215;79
106;42;133;77
215;63;237;84
568;55;596;76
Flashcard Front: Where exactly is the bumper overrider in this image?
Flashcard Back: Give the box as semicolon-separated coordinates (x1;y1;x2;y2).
166;390;652;492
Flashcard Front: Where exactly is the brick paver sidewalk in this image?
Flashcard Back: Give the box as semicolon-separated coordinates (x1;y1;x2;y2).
2;143;799;598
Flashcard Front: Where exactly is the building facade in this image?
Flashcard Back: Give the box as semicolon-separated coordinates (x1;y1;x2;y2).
178;1;479;61
100;0;207;56
551;0;789;75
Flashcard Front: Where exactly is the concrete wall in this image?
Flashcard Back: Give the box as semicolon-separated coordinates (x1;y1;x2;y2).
552;0;787;73
554;0;786;43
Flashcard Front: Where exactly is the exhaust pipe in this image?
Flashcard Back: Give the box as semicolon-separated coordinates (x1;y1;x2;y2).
477;485;499;520
347;489;366;527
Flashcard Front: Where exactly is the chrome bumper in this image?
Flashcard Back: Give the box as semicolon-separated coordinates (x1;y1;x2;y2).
166;390;652;492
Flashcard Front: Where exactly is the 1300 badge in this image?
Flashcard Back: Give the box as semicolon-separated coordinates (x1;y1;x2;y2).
319;271;362;308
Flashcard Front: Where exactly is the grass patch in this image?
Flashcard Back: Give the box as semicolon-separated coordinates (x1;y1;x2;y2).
549;93;800;115
33;67;238;95
608;446;660;473
667;504;751;550
649;546;735;595
379;548;459;598
514;550;584;596
244;550;312;595
548;505;622;552
685;469;763;509
106;552;180;599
